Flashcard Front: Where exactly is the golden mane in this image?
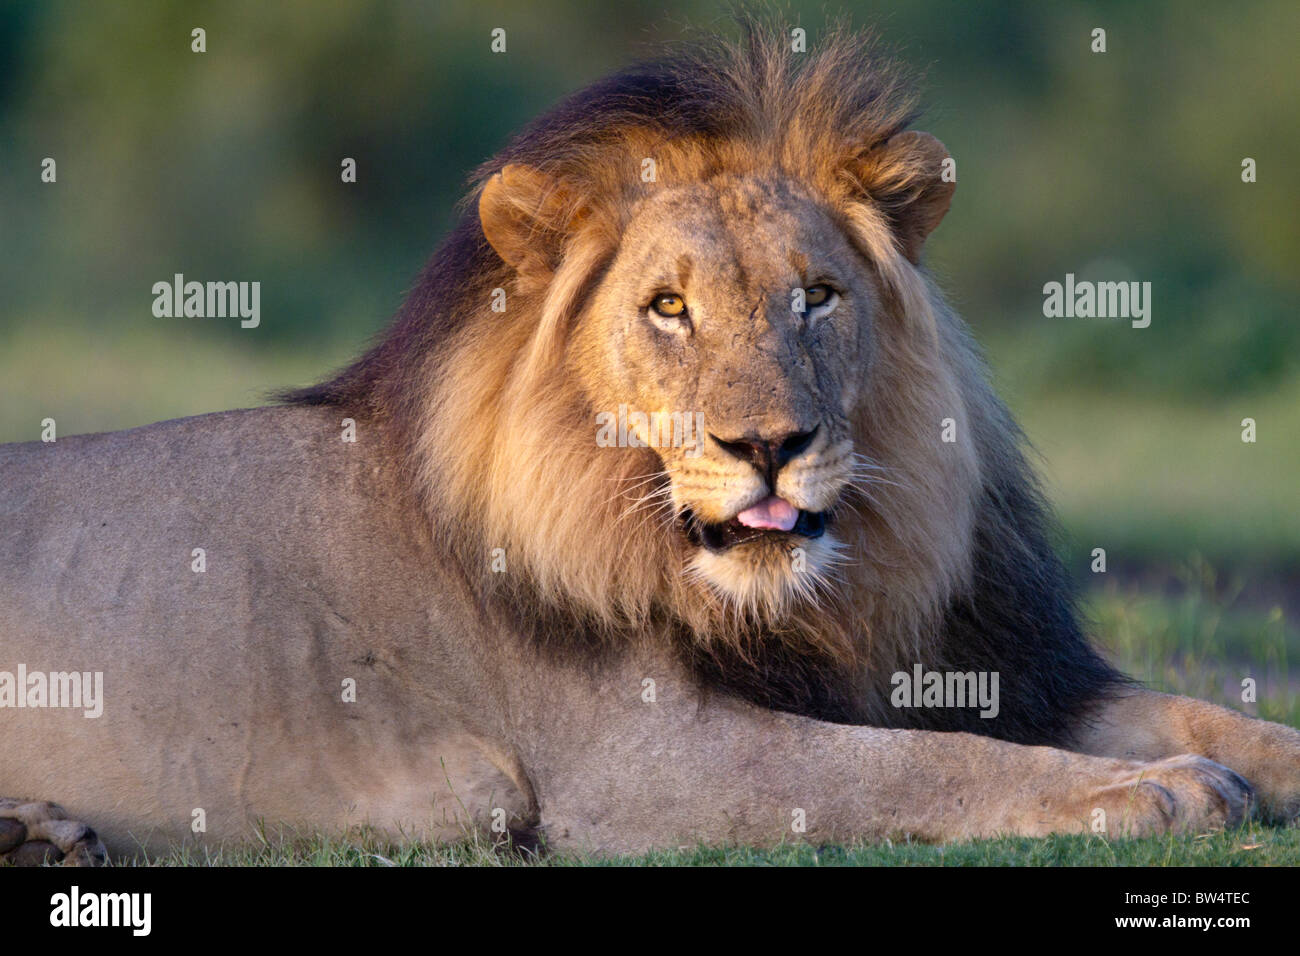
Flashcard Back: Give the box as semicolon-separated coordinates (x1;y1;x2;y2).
285;22;1121;739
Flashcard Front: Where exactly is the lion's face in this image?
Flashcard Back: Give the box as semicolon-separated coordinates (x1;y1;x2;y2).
472;122;964;640
573;175;878;612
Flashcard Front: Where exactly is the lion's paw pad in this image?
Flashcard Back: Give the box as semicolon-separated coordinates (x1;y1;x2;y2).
0;798;107;867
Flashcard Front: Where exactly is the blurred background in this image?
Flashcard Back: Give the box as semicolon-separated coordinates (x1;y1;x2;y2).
1;1;1296;718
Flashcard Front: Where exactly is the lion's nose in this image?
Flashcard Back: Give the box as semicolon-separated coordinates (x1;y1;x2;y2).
710;425;819;483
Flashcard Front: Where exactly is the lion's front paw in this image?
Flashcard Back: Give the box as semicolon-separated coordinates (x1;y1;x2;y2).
0;798;107;867
1085;755;1253;837
1221;718;1300;821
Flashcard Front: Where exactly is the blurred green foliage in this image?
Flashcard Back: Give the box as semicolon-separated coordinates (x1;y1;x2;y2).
2;1;1296;368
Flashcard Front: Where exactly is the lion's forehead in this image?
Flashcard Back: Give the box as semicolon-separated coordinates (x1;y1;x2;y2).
624;176;845;272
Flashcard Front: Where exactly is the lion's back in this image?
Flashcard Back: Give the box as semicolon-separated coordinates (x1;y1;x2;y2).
2;407;381;619
0;405;506;854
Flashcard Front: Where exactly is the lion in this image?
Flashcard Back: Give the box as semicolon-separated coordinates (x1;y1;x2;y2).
2;25;1297;865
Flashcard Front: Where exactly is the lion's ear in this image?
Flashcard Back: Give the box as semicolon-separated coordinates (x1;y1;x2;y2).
478;163;586;273
850;131;955;265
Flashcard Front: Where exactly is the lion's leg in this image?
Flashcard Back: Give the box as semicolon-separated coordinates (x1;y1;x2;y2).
514;662;1253;853
1072;688;1300;820
0;798;107;867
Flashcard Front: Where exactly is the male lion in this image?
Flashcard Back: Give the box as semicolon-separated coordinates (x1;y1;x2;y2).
2;27;1297;865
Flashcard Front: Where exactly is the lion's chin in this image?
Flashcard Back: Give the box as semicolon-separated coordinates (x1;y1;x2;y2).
686;532;846;617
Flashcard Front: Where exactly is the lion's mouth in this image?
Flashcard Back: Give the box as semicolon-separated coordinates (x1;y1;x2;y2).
681;498;827;553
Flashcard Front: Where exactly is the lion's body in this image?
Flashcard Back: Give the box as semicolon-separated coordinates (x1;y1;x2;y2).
2;24;1297;863
0;407;529;853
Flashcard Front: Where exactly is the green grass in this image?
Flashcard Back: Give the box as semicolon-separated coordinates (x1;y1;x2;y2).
1084;555;1298;727
130;826;1300;867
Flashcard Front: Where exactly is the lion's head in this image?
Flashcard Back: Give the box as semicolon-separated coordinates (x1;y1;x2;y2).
481;153;976;626
289;24;1114;737
458;28;977;640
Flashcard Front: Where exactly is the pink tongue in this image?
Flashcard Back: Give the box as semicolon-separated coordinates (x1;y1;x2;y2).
734;496;799;532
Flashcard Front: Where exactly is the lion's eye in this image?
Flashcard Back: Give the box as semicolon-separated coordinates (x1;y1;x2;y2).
650;293;687;318
797;283;839;325
804;284;832;307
